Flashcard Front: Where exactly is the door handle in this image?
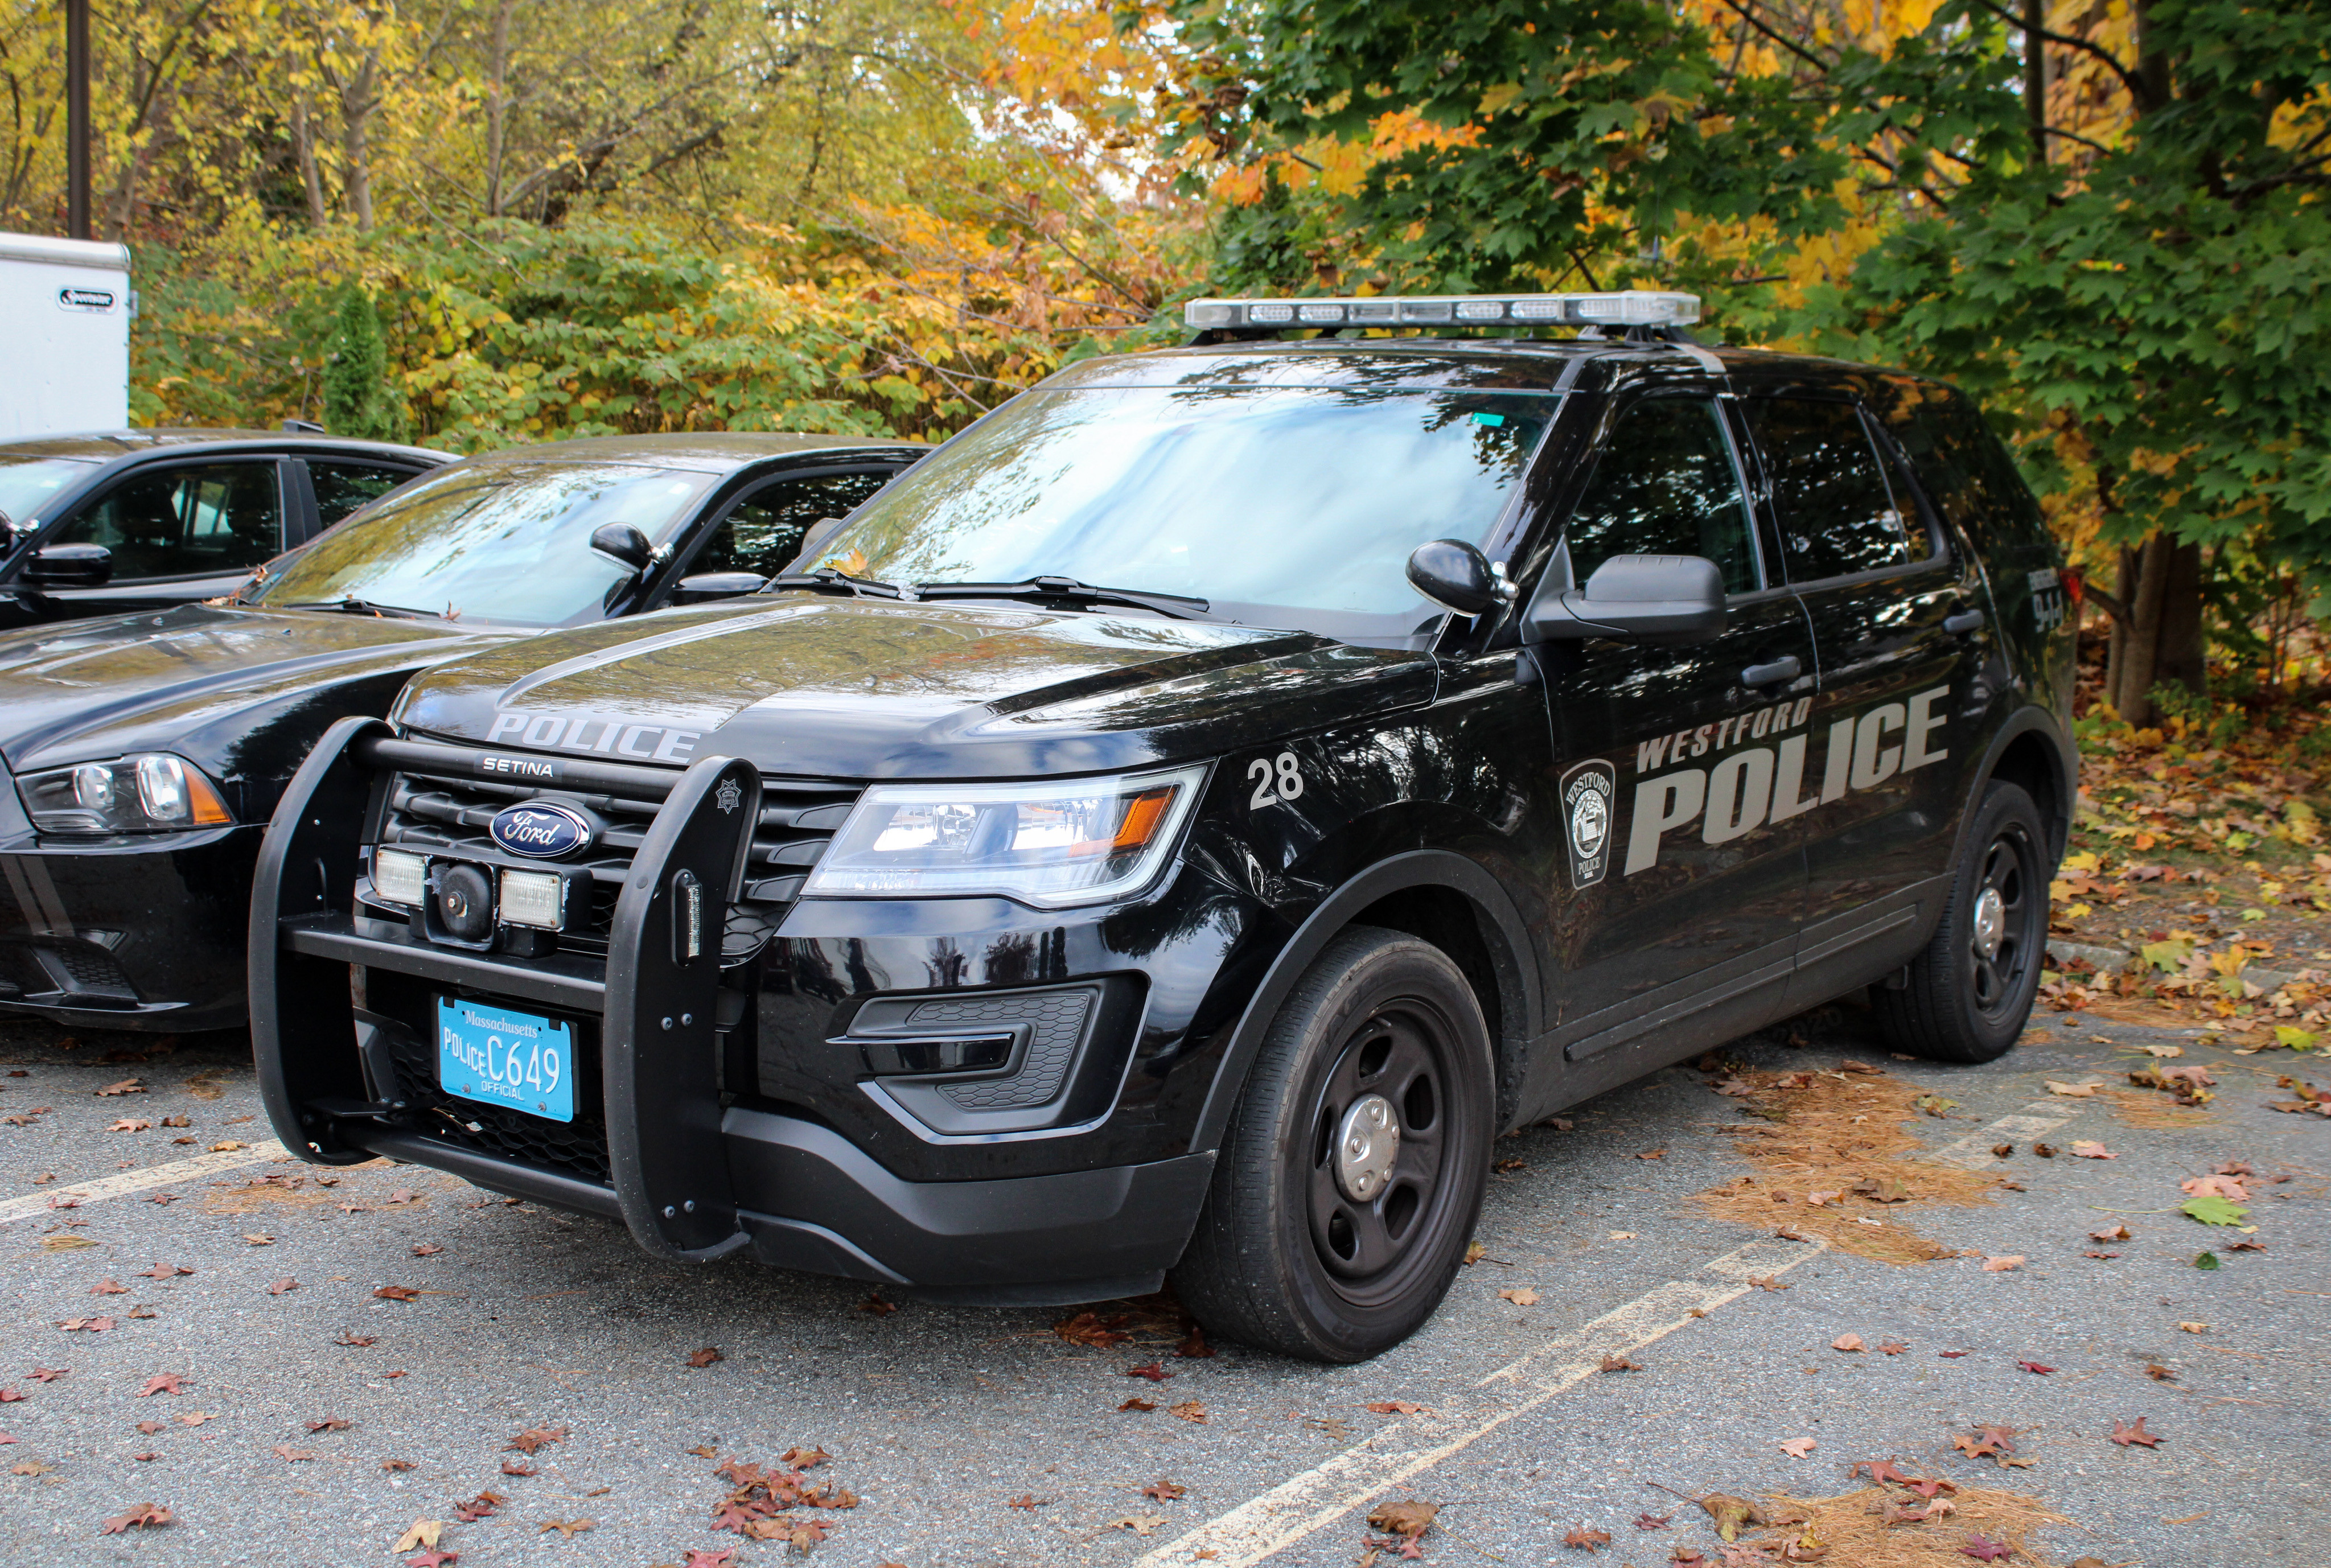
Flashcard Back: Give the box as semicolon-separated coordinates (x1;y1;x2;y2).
1944;608;1986;635
1740;655;1802;687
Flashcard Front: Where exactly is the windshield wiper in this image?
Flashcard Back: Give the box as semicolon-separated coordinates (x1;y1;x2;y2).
764;567;909;600
912;577;1210;620
282;596;435;619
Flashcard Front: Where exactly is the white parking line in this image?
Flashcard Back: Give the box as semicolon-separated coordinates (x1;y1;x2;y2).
1138;1234;1826;1567
1925;1098;2086;1170
0;1140;291;1225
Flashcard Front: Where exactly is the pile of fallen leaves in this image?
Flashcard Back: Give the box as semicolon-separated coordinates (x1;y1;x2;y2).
1724;1470;2077;1567
708;1446;857;1551
1688;1057;1998;1264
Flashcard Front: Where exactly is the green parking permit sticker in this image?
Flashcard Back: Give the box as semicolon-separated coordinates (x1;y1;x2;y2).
1472;411;1506;427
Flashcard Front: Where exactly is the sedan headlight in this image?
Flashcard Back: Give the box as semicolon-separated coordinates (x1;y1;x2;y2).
18;754;233;834
802;764;1207;908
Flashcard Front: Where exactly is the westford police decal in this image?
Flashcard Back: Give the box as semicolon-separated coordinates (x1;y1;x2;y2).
1559;759;1615;888
1622;685;1953;874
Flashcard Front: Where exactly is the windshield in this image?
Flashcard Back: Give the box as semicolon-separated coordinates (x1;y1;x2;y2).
807;382;1552;635
0;456;97;531
249;460;717;625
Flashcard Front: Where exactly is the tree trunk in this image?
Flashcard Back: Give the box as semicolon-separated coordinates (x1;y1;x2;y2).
291;93;328;226
2106;532;2205;726
340;50;380;232
486;0;514;217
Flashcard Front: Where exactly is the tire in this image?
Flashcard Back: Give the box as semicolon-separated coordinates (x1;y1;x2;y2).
1873;781;2052;1064
1171;925;1494;1363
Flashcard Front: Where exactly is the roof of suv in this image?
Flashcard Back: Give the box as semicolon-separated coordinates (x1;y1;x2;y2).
442;431;924;474
1111;337;1917;393
0;429;448;463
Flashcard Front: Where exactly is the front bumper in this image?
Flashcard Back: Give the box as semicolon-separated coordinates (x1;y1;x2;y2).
0;824;262;1031
250;719;1235;1296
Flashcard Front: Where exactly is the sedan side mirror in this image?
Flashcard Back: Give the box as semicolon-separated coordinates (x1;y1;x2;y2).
671;571;768;605
1405;538;1510;616
589;522;655;572
1524;553;1726;645
24;542;113;588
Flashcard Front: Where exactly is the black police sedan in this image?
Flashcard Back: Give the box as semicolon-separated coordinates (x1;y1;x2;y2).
0;433;918;1032
251;293;2075;1361
0;427;447;626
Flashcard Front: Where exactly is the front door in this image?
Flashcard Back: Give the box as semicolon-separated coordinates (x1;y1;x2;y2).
1536;392;1818;1067
1735;395;1991;1005
27;458;287;621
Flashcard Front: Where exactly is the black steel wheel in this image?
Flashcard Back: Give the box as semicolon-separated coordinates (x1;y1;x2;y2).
1874;781;2052;1063
1173;926;1493;1362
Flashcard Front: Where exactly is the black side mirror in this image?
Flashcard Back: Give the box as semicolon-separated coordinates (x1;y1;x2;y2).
24;542;112;588
671;571;768;605
1405;538;1507;616
589;522;654;572
1524;553;1726;645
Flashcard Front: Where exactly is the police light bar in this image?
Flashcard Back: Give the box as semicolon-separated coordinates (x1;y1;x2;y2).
1182;289;1699;332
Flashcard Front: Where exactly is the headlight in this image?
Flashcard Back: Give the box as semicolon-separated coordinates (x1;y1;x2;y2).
18;754;233;834
801;764;1207;908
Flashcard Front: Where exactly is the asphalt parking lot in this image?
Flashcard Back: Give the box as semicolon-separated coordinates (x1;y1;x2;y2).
1;1001;2324;1568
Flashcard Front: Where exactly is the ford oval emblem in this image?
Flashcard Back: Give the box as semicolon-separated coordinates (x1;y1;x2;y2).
488;802;593;859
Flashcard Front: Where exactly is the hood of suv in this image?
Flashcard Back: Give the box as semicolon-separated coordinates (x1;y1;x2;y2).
0;604;505;793
393;596;1439;778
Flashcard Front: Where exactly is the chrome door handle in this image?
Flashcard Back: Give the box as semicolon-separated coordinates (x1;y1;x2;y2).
1740;655;1802;686
1944;609;1986;635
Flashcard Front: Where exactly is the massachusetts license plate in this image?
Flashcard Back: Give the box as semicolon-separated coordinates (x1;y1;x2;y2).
436;997;576;1123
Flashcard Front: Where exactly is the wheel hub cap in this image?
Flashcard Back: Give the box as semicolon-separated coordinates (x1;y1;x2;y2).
1972;886;2005;960
1334;1093;1400;1201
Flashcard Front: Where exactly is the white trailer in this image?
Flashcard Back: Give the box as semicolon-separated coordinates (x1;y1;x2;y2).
0;231;131;439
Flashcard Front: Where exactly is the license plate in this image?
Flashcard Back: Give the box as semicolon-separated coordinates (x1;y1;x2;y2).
436;997;577;1123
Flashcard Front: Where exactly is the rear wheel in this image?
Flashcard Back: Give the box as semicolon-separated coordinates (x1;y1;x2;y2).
1173;927;1493;1362
1873;781;2051;1064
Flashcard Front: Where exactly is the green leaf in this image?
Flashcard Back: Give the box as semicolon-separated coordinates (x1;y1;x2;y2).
2181;1195;2250;1227
2274;1026;2319;1051
2193;1251;2221;1271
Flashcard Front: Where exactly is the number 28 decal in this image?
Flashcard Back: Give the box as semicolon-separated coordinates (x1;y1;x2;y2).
1249;751;1306;809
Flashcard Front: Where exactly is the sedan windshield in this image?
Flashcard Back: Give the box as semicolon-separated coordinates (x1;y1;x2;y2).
807;381;1552;636
249;461;715;626
0;456;98;530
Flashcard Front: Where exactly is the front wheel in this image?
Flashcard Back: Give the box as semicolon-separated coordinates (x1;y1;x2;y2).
1873;780;2052;1063
1172;927;1494;1362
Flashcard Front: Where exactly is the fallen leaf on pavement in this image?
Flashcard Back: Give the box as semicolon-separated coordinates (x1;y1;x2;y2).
1635;1512;1672;1529
29;1369;65;1383
306;1417;352;1433
1598;1354;1641;1373
268;1278;298;1296
1367;1499;1438;1540
373;1286;420;1302
1119;1397;1157;1413
859;1293;897;1316
1832;1335;1865;1352
1981;1256;2025;1272
1748;1275;1790;1291
1125;1362;1170;1382
2044;1081;2096;1097
2069;1142;2115;1159
272;1445;315;1462
335;1333;376;1347
241;1234;273;1246
1876;1341;1908;1355
499;1459;536;1476
91;1279;128;1295
2110;1417;2162;1448
686;1348;723;1368
1960;1536;2012;1561
538;1519;594;1538
2177;1322;2209;1334
1777;1438;1816;1458
2091;1224;2132;1241
2181;1174;2249;1201
1694;1493;1764;1541
1563;1524;1613;1548
1142;1479;1187;1501
1365;1401;1428;1415
137;1263;193;1279
2181;1195;2249;1226
1053;1310;1131;1349
506;1425;567;1454
1006;1494;1042;1511
2018;1360;2055;1375
2145;1364;2176;1381
109;1118;153;1132
410;1244;443;1257
1498;1287;1540;1306
393;1521;443;1552
137;1374;185;1397
1173;1327;1216;1359
1167;1401;1208;1423
96;1079;145;1096
99;1503;171;1534
380;1459;416;1472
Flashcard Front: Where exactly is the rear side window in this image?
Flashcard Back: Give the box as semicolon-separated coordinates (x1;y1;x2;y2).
57;462;282;579
1873;382;2054;563
307;460;417;527
1562;397;1760;594
1745;398;1913;581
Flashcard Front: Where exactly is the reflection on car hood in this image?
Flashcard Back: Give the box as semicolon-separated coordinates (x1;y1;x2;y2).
0;604;507;781
393;596;1440;779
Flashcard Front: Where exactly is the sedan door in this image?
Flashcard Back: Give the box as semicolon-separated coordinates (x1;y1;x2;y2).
16;457;289;620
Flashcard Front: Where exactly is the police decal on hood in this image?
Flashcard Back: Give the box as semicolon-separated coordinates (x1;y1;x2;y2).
486;709;704;764
1622;685;1951;874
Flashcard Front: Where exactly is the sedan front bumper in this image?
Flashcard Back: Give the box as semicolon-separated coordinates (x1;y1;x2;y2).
0;823;263;1032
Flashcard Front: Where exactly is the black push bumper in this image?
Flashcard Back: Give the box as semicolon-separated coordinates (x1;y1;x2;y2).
0;823;262;1031
250;718;1210;1299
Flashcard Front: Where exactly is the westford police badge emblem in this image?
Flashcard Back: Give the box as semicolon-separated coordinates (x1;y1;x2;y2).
1559;759;1615;888
714;777;743;814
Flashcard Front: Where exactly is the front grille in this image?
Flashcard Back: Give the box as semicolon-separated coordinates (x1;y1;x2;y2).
380;1023;613;1186
373;762;861;961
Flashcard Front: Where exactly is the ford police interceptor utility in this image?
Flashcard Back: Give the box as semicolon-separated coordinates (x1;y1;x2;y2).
250;290;2075;1361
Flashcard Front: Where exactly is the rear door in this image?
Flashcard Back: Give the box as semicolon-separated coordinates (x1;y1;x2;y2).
23;456;288;620
1735;394;1992;1005
1537;389;1819;1067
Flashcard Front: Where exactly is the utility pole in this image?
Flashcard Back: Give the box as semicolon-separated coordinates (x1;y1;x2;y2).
66;0;91;239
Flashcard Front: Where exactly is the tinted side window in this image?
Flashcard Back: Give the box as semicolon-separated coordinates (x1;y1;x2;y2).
1888;388;2054;562
696;470;895;578
1562;398;1759;594
307;460;416;527
1745;398;1911;581
58;463;282;579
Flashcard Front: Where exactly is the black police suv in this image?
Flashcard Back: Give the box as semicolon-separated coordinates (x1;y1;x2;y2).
250;291;2075;1361
0;427;447;626
0;433;917;1032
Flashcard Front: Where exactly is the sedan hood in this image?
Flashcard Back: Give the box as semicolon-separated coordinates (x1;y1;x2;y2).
0;603;507;794
393;596;1439;779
